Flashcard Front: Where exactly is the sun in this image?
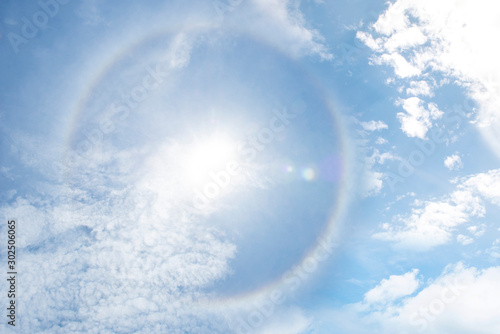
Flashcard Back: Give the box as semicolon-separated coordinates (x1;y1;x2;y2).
182;134;238;187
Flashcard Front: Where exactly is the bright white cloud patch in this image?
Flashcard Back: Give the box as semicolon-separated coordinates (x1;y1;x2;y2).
395;97;443;139
462;168;500;206
323;263;500;333
444;154;463;171
339;263;500;334
358;0;500;157
406;80;434;97
375;168;500;251
364;269;420;305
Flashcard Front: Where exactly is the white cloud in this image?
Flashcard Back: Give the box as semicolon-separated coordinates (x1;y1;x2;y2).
396;97;443;139
361;169;384;197
371;0;411;36
0;138;238;333
383;26;427;52
457;234;474;245
360;148;398;197
355;116;399;198
406;80;434;97
487;239;500;259
444;154;463;171
378;52;421;78
385;263;500;333
358;0;500;158
375;196;481;251
467;225;485;237
364;269;420;305
356;31;381;52
0;10;338;330
375;169;500;251
462;168;500;206
360;120;389;132
323;263;500;334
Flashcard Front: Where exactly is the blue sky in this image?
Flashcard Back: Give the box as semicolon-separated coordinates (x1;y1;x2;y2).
1;0;500;333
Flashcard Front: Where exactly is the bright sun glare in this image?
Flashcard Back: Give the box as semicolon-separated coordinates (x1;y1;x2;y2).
183;135;237;186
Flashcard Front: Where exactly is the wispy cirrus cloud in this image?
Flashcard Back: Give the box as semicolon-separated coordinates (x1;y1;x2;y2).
226;0;333;60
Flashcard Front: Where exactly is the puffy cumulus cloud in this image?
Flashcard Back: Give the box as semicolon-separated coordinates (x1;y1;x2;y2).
396;263;500;333
461;168;500;206
374;168;500;251
377;52;422;78
444;154;463;171
0;140;238;333
395;97;443;139
321;263;500;334
363;269;420;306
406;81;434;97
357;0;500;157
228;0;332;60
